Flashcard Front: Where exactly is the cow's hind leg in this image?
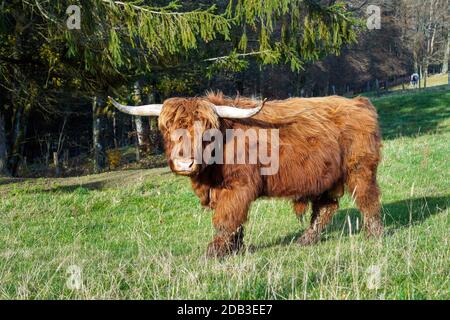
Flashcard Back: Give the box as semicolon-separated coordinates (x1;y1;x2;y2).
297;195;339;246
347;165;383;238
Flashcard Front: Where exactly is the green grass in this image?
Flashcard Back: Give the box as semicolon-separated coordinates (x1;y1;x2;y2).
0;90;449;300
358;75;448;99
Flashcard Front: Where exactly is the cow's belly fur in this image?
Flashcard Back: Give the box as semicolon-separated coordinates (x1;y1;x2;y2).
262;137;343;198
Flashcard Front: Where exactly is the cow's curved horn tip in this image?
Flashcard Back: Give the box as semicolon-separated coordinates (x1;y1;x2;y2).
260;98;268;108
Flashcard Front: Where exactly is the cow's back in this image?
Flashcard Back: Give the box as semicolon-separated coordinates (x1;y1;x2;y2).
259;96;380;199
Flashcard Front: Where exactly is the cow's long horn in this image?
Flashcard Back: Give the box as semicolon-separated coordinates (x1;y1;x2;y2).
209;98;267;119
108;97;163;116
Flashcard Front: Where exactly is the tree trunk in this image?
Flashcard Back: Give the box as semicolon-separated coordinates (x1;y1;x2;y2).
323;79;329;96
132;119;140;162
413;55;419;74
419;65;423;89
294;72;301;97
0;113;8;176
146;92;162;154
112;111;118;149
423;62;428;88
45;138;50;168
375;79;380;96
133;82;149;158
8;7;28;176
92;96;101;173
149;117;162;154
446;2;450;77
63;149;69;169
446;47;449;72
134;116;145;153
53;152;60;177
8;104;29;176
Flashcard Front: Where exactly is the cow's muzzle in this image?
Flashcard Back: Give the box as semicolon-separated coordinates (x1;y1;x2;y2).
172;158;199;176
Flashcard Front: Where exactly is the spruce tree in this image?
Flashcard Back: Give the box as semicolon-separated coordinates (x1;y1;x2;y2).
0;0;360;175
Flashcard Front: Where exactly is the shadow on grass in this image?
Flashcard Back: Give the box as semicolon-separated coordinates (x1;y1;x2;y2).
253;195;449;250
1;180;108;194
0;177;26;186
5;167;174;194
329;195;449;234
44;181;107;193
376;90;450;140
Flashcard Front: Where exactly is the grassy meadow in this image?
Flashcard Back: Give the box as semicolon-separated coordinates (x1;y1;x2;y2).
389;73;449;92
389;73;449;91
0;88;449;299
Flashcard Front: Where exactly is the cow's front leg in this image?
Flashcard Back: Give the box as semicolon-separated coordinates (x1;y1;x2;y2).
206;186;256;258
191;179;212;208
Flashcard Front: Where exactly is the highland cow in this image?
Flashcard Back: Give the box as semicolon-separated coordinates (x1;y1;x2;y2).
110;92;383;258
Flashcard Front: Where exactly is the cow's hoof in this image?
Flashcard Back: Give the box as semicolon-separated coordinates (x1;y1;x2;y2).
297;230;320;246
365;220;384;238
206;239;231;259
206;229;244;258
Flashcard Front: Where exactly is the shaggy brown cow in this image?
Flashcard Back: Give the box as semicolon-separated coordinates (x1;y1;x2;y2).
110;92;383;258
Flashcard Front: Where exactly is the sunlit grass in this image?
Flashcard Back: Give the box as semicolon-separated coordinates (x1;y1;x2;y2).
389;73;448;91
0;89;448;299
